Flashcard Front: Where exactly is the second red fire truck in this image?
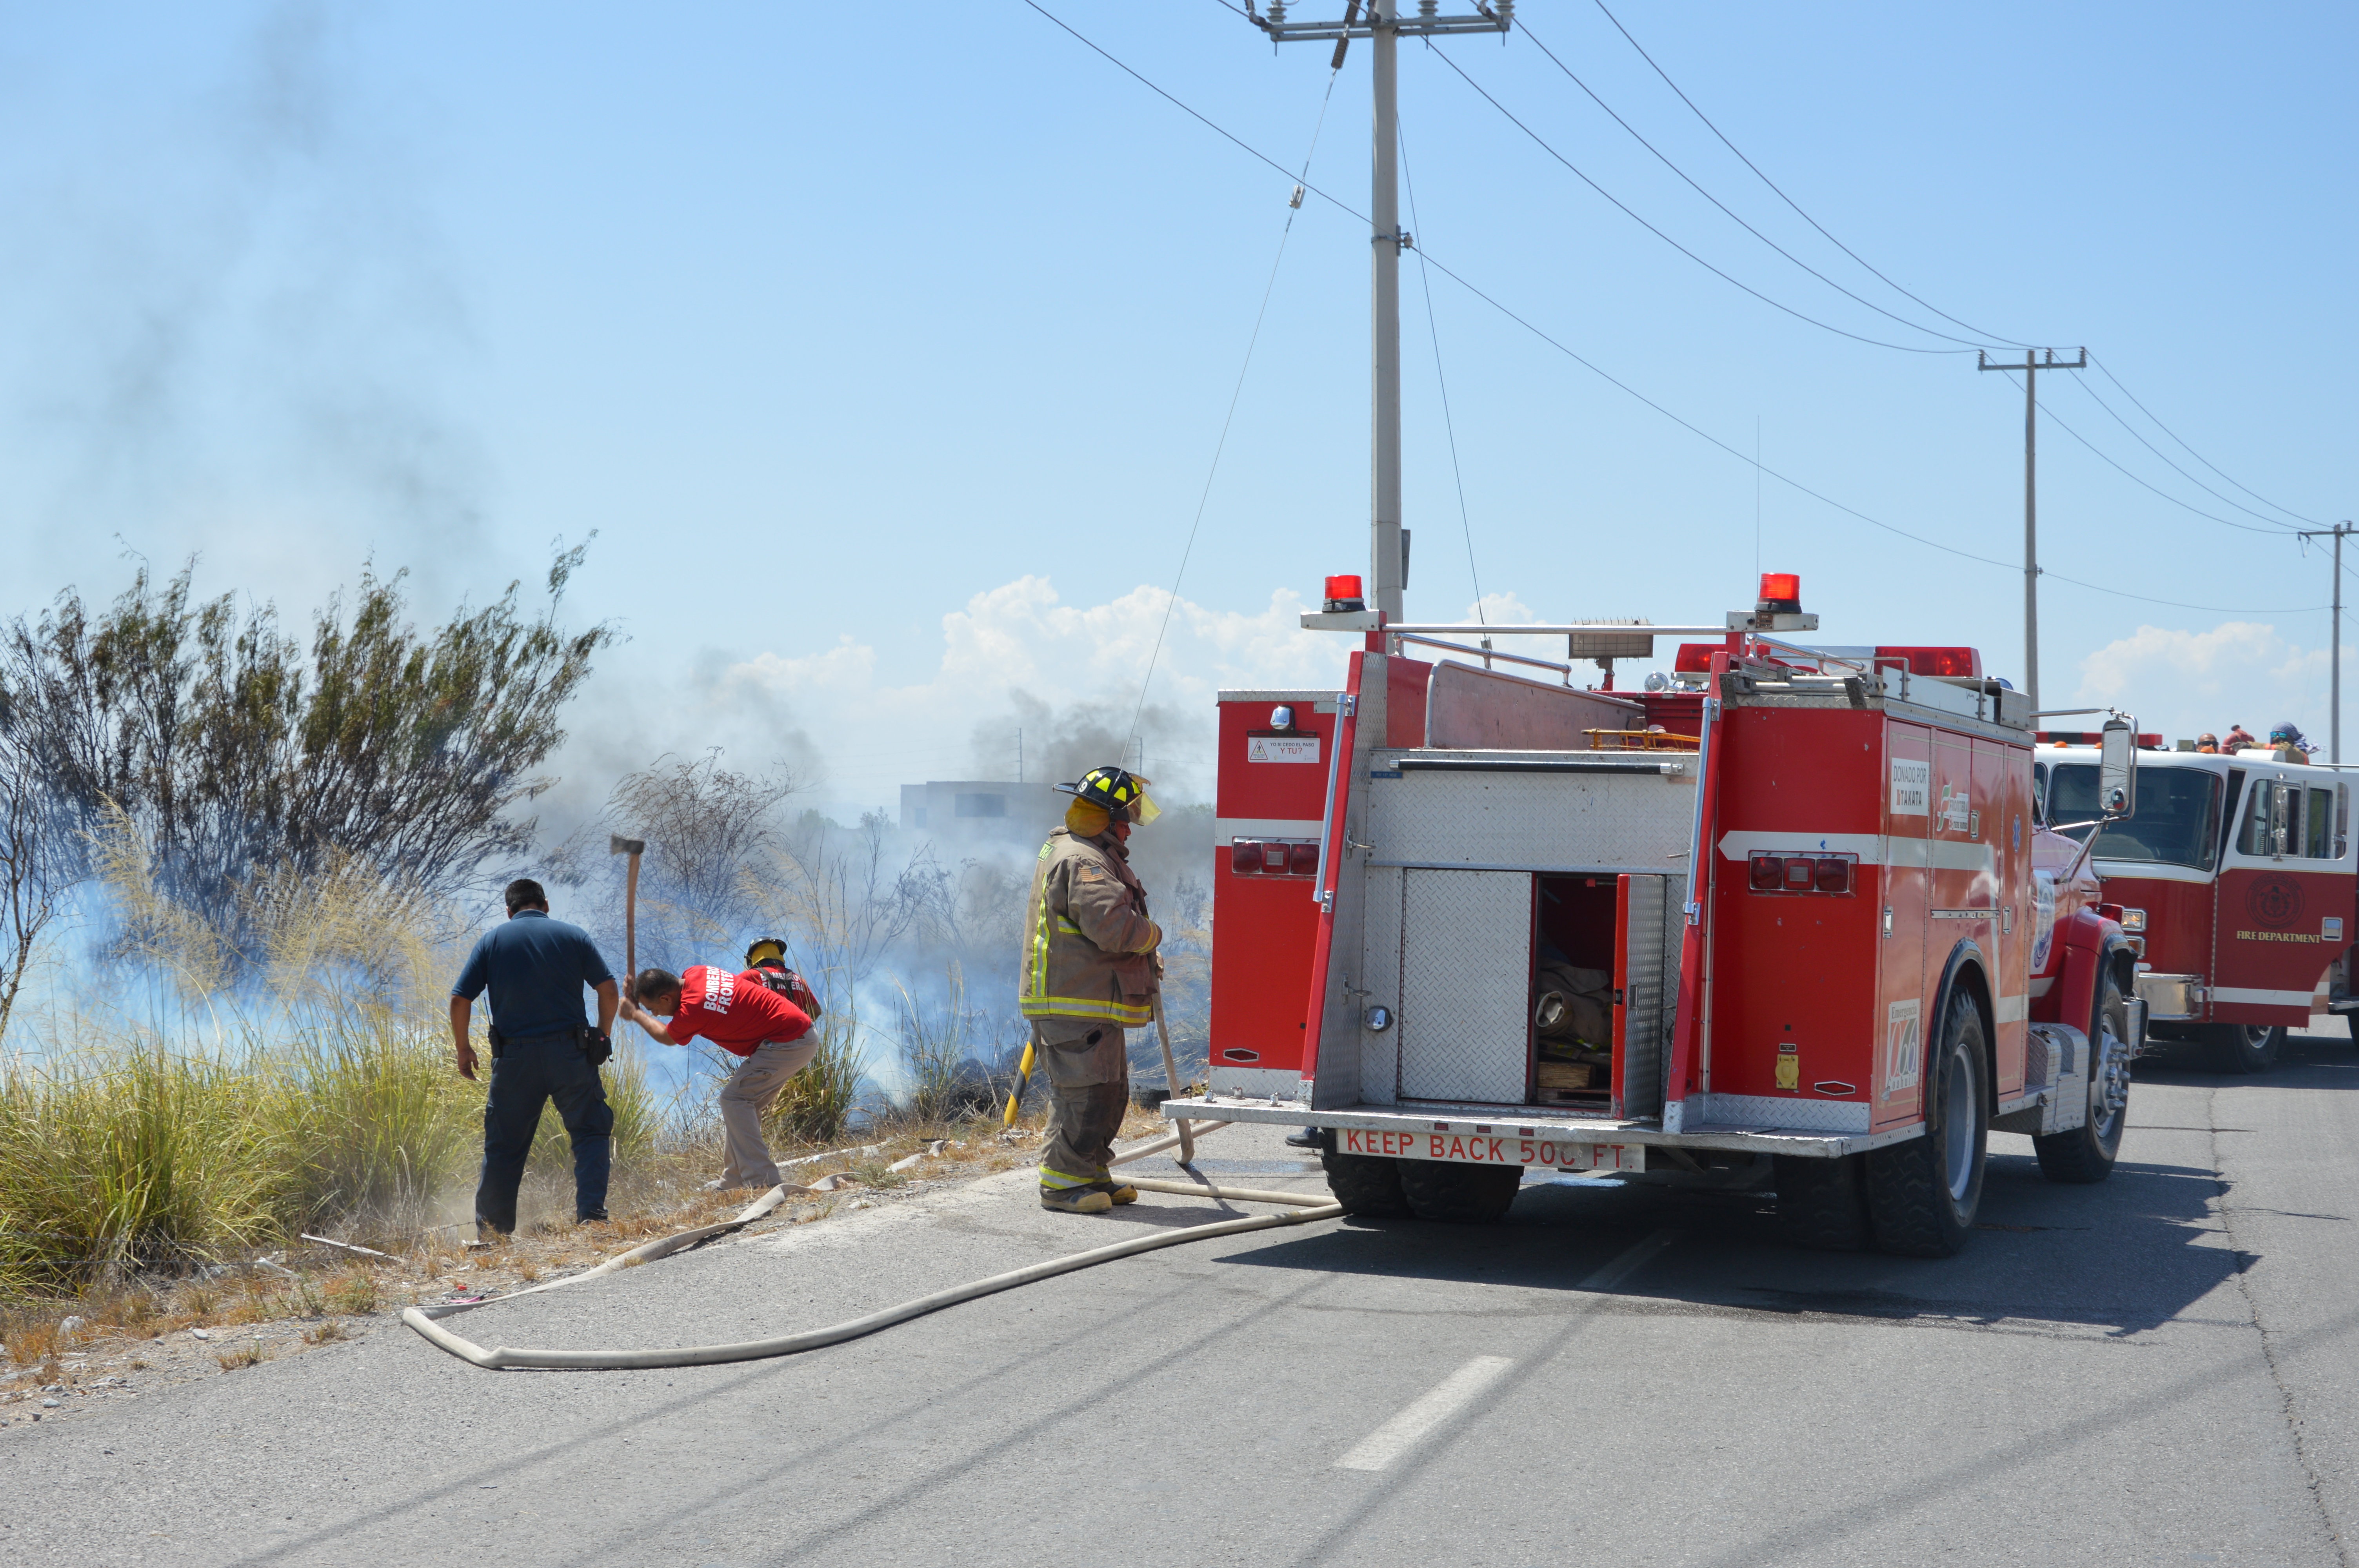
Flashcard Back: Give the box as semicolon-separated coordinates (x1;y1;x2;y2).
1172;574;2143;1256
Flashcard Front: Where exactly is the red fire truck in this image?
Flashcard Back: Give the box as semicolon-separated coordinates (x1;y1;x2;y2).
1171;575;2143;1256
2033;739;2357;1073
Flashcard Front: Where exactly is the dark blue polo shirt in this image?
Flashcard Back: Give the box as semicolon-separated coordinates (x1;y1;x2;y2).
451;910;615;1043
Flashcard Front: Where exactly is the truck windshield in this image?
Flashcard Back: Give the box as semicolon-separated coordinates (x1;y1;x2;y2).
2044;764;2223;871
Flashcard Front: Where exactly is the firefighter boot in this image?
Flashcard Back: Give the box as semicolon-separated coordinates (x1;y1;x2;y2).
1040;1185;1114;1215
1092;1176;1138;1205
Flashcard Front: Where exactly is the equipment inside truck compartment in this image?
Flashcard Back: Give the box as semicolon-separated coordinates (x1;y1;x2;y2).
1534;875;1617;1108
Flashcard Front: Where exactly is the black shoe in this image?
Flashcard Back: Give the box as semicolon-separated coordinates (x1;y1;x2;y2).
577;1210;610;1224
1283;1127;1323;1151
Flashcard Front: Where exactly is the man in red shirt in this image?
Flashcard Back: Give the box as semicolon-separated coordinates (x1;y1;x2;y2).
621;963;816;1192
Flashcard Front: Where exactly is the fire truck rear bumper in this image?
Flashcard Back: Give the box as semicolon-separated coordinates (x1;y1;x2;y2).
1158;1095;1924;1161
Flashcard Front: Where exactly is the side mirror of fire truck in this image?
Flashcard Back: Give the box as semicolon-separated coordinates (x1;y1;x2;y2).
2098;717;2139;820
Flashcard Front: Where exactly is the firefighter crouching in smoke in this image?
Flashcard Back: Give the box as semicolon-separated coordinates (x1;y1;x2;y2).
1020;766;1164;1215
618;952;819;1193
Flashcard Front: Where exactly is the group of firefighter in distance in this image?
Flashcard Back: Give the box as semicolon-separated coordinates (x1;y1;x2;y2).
2178;721;2315;761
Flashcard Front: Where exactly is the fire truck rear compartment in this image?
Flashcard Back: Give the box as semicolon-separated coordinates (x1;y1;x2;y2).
1355;751;1692;1120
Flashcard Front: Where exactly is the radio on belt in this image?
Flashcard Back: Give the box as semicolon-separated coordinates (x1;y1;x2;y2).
1166;573;2153;1258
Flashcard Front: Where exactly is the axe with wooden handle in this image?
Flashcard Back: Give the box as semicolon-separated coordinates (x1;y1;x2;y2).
609;835;645;991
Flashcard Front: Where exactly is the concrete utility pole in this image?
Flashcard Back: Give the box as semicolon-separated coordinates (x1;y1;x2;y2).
2298;521;2358;763
1246;0;1511;621
1978;348;2086;709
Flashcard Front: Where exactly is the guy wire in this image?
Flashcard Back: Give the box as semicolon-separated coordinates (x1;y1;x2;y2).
1127;62;1345;746
1399;119;1485;625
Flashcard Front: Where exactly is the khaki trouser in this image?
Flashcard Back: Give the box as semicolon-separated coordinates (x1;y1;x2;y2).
719;1038;820;1189
1033;1018;1129;1192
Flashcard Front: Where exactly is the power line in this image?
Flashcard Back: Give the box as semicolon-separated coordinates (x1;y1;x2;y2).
1583;0;2035;352
2065;374;2301;533
1022;0;2325;621
1398;120;1485;624
1993;371;2297;537
1424;45;1971;356
1127;41;1346;743
1507;19;1996;351
2088;352;2323;527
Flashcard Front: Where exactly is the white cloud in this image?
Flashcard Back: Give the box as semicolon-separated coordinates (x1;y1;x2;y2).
718;576;1352;805
2075;621;2345;748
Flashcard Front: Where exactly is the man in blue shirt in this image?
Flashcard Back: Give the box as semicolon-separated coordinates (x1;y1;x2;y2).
449;878;622;1236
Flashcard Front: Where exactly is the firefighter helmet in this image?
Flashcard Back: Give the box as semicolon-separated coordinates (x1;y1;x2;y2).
745;936;790;970
1056;766;1161;826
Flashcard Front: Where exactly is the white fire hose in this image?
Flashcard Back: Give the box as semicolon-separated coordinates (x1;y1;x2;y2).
402;1123;1343;1372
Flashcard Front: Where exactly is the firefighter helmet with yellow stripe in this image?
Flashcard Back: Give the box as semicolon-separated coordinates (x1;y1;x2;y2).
745;936;790;969
1056;766;1161;826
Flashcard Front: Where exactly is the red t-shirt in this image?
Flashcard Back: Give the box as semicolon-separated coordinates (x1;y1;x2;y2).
668;965;813;1058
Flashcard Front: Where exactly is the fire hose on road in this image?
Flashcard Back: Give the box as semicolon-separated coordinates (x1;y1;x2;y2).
402;1122;1343;1372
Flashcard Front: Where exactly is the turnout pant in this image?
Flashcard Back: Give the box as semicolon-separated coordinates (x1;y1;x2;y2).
474;1034;614;1233
718;1038;821;1190
1032;1018;1130;1194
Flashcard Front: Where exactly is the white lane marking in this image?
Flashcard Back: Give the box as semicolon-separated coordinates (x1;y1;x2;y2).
1335;1355;1514;1472
1579;1228;1684;1291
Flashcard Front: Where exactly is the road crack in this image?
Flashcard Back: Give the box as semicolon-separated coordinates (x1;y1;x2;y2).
2210;1082;2350;1566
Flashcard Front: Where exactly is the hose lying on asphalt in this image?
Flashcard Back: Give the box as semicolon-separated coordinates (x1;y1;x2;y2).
401;1123;1349;1372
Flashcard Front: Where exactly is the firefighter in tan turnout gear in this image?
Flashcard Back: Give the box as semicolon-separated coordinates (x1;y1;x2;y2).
1020;766;1164;1214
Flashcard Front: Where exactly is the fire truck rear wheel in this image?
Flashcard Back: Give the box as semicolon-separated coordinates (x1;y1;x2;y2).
1396;1160;1523;1224
2205;1024;2283;1075
1865;989;1988;1258
2034;973;2129;1183
1318;1151;1412;1217
1773;1154;1872;1250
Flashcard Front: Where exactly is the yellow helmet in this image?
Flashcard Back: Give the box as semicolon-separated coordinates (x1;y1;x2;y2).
1057;765;1160;826
745;936;790;969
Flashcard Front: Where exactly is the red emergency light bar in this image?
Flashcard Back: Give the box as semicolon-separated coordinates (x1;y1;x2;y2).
2036;731;2165;748
1671;642;1987;677
1323;574;1366;613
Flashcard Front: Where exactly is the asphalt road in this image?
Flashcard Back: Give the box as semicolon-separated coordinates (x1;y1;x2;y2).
5;1027;2357;1568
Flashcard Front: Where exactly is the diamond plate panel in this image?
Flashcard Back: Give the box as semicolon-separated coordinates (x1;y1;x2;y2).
1696;1092;1872;1133
1358;866;1405;1104
1398;869;1533;1103
1371;762;1696;870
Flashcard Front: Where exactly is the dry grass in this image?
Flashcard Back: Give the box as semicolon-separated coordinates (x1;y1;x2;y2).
214;1339;267;1372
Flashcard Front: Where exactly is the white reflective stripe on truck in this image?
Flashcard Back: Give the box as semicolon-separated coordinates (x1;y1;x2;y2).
1716;831;1996;874
2212;986;2321;1007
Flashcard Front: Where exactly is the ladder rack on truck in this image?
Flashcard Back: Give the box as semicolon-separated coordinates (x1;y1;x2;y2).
1165;576;2146;1256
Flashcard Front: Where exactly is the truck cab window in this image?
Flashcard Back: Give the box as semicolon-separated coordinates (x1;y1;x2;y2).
2309;787;2335;858
2047;764;2224;871
2032;762;2047;825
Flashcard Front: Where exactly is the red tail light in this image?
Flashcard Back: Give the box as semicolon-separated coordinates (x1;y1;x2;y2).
1748;850;1857;895
1230;838;1261;873
1289;841;1320;876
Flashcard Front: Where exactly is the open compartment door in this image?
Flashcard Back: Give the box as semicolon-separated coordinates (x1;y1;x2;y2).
1613;873;1677;1120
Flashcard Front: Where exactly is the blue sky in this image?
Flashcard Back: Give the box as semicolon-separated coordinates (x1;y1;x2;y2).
2;1;2352;818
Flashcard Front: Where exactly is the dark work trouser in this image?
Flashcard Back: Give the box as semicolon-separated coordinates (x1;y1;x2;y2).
474;1034;614;1232
1032;1018;1130;1193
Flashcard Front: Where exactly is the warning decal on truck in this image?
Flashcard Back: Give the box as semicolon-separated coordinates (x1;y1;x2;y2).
1884;999;1922;1094
1247;735;1321;764
1891;758;1930;816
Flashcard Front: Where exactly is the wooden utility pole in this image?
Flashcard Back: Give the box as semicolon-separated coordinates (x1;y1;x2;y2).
1979;348;2086;708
